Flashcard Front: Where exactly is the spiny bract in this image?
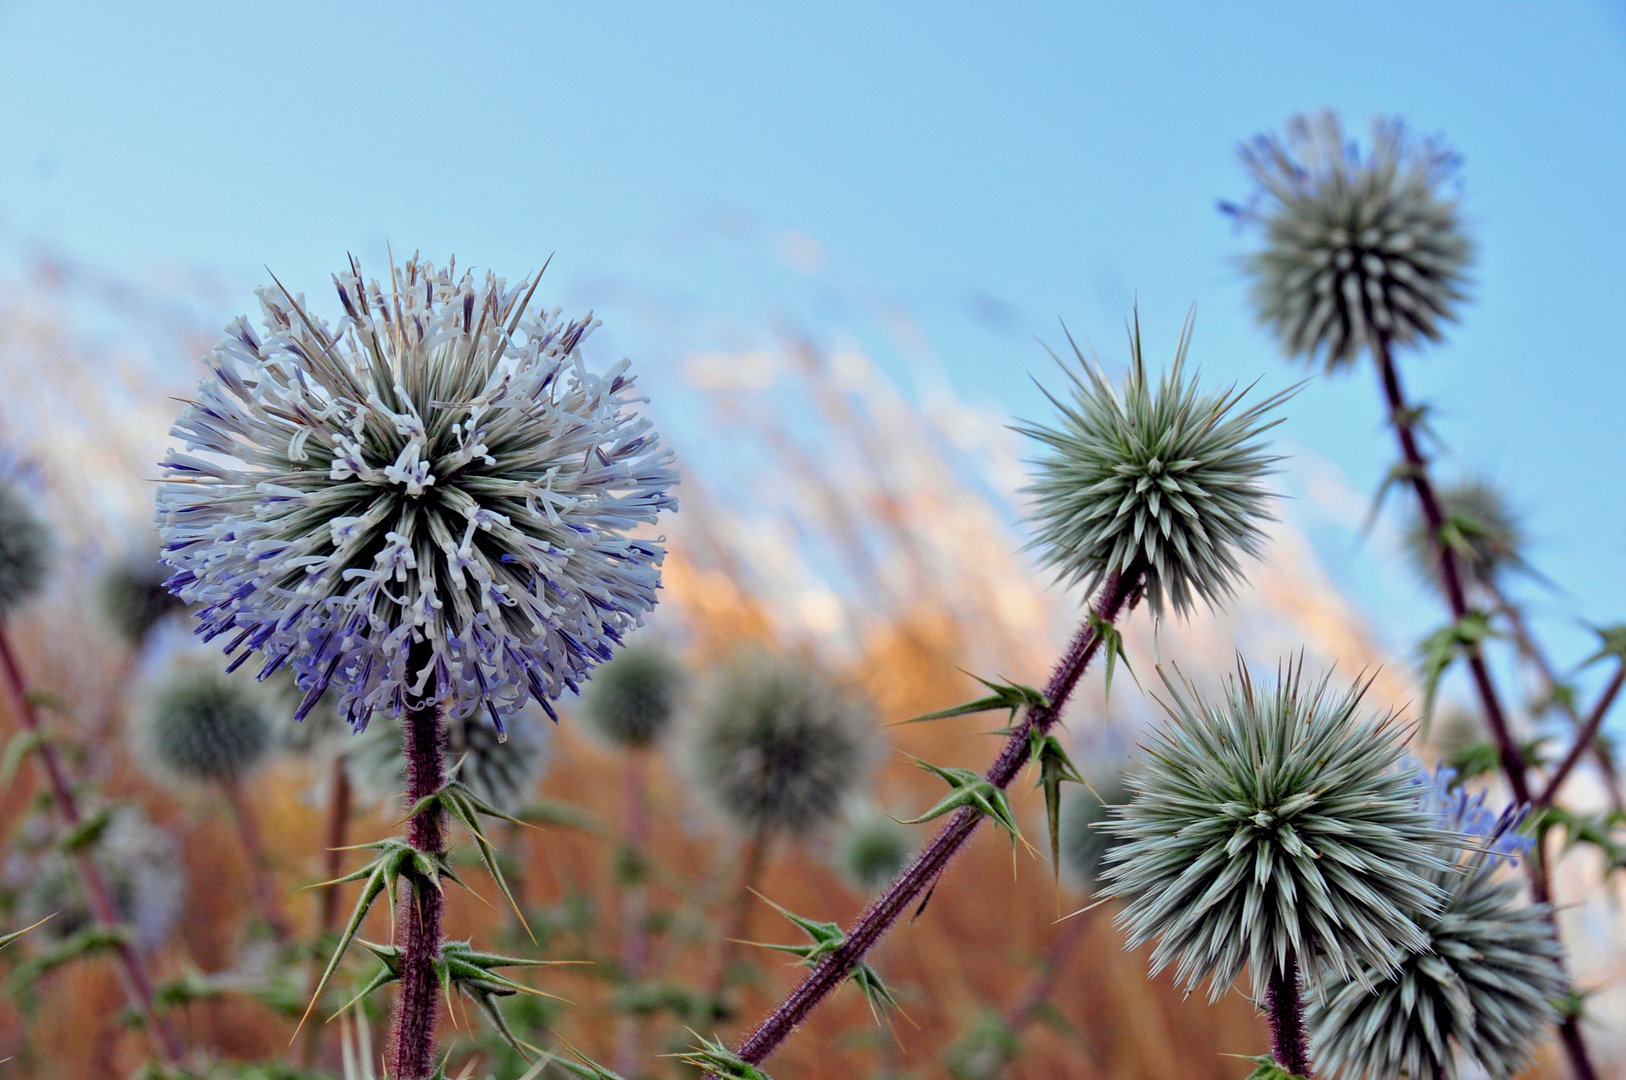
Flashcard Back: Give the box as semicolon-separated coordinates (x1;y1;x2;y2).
684;651;874;838
1018;311;1288;618
345;708;551;816
0;480;51;617
837;805;915;893
156;255;677;735
582;640;686;748
99;552;188;646
1102;660;1452;1001
1229;110;1473;371
139;659;273;783
1405;478;1526;595
1309;767;1563;1080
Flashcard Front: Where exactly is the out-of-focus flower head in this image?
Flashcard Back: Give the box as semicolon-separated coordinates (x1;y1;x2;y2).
0;479;51;617
582;640;686;749
156;254;677;735
135;657;274;784
1018;311;1288;618
99;552;189;647
1405;478;1528;596
1226;110;1473;371
837;803;914;893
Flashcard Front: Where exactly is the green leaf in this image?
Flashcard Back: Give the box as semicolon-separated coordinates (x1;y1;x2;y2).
1418;611;1497;727
1579;623;1626;670
737;894;902;1024
896;757;1028;853
1027;731;1085;887
0;730;44;784
57;805;115;853
404;780;537;941
896;675;1047;726
0;914;53;952
1448;737;1549;784
1234;1054;1310;1080
1361;459;1428;536
673;1034;774;1080
1088;611;1135;705
4;925;127;993
544;1035;630;1080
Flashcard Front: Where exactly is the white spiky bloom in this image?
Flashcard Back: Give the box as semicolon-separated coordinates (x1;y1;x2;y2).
156;255;677;734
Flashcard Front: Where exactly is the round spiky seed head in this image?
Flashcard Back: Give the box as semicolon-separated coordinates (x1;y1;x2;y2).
137;658;273;783
1405;478;1526;595
1018;312;1289;618
583;641;686;748
156;255;677;735
837;805;914;892
1058;769;1130;890
1308;768;1563;1080
683;651;875;838
99;553;188;646
0;481;51;617
345;708;551;815
1229;110;1473;371
1102;660;1453;1001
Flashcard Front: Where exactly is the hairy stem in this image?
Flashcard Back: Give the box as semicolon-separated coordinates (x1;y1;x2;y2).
1373;335;1597;1080
301;755;353;1069
219;772;292;944
711;826;771;1004
385;695;446;1080
733;568;1140;1067
0;624;184;1065
613;750;652;1076
1265;950;1311;1077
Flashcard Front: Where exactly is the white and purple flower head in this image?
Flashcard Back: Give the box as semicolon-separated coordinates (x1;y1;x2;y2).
156;254;677;736
1407;756;1531;862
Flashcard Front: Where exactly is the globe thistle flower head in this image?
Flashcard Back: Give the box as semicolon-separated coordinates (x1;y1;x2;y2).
0;480;51;617
837;804;914;892
1405;479;1527;595
582;640;686;748
683;651;875;838
1309;767;1562;1080
1102;658;1453;1001
1228;110;1473;371
137;658;274;783
345;707;551;816
156;254;678;736
1058;768;1129;891
1018;311;1289;618
99;553;188;646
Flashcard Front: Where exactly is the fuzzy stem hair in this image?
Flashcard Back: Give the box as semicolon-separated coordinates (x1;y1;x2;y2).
0;624;186;1065
1266;949;1311;1077
1373;333;1598;1080
732;568;1141;1067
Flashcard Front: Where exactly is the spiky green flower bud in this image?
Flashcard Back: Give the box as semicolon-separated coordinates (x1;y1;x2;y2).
1405;478;1526;594
98;553;188;646
1018;313;1288;617
345;709;551;816
1308;772;1564;1080
1103;661;1452;1001
138;659;273;783
582;641;686;748
683;652;874;838
837;805;914;892
1228;110;1473;371
0;481;50;617
1057;769;1129;890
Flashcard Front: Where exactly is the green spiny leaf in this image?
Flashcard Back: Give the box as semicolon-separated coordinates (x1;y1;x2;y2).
897;757;1028;853
1419;611;1497;727
1580;623;1626;669
1088;611;1135;704
896;675;1046;726
673;1034;773;1080
1;730;44;784
0;915;53;952
4;925;127;993
57;805;115;853
1028;731;1086;887
1235;1053;1310;1080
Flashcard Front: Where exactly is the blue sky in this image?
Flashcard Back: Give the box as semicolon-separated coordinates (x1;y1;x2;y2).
1;0;1624;710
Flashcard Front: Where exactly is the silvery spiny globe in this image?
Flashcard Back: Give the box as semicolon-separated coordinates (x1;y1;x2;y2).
1404;478;1526;595
1309;768;1564;1080
0;480;50;617
837;805;914;893
139;659;273;783
684;652;874;838
1230;110;1473;371
1058;769;1129;890
1018;312;1288;618
345;708;551;816
1102;660;1452;1001
156;254;677;734
582;641;686;748
99;553;188;646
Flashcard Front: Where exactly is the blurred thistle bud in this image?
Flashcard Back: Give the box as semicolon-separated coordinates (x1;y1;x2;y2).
1228;110;1473;371
346;708;552;816
1103;659;1453;1001
137;658;273;784
1308;766;1563;1080
0;481;51;617
1019;312;1288;618
837;804;914;893
583;641;686;749
1405;478;1527;594
1057;769;1130;891
98;552;188;646
683;651;875;839
7;806;185;951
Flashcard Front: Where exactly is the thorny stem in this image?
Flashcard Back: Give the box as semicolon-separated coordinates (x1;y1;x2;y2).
384;692;447;1080
300;755;353;1069
1541;663;1626;805
1265;950;1311;1078
0;624;185;1066
732;568;1141;1068
1373;334;1598;1080
219;772;292;944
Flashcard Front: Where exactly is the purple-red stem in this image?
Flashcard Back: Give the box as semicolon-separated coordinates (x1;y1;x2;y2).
1541;662;1625;805
384;694;446;1080
613;750;652;1076
301;756;353;1069
0;624;184;1065
1265;950;1311;1077
219;771;292;944
733;568;1140;1067
1373;335;1597;1080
